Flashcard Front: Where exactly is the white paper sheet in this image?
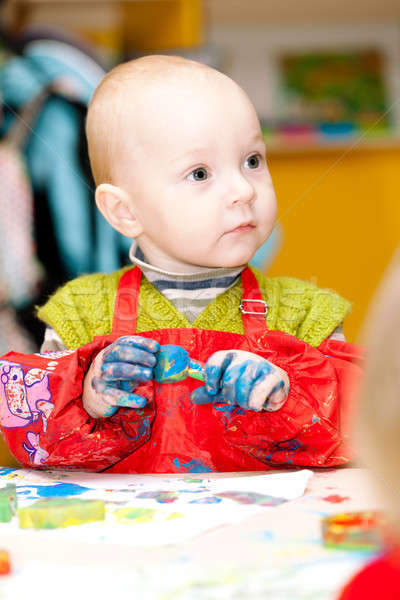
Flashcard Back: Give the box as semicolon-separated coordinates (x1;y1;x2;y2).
0;467;312;546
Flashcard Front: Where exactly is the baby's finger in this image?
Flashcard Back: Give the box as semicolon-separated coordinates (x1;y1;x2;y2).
117;336;159;353
100;381;138;414
119;380;135;392
231;361;262;408
205;351;235;395
102;386;147;409
190;385;215;405
103;345;157;368
85;382;119;418
264;381;289;412
101;361;153;381
247;370;285;412
103;405;118;417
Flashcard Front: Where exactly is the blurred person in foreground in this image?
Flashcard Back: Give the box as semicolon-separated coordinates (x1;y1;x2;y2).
339;247;400;599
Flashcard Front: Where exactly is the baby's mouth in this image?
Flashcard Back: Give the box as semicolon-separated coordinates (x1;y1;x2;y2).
226;222;256;234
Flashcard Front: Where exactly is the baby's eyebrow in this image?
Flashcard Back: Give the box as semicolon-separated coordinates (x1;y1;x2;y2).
169;147;210;166
247;131;266;145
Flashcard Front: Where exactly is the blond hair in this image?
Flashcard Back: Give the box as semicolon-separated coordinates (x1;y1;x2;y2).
86;55;215;186
357;246;400;530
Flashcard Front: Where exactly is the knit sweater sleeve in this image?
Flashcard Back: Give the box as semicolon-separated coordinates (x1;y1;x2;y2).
250;268;352;347
36;268;129;350
278;277;351;347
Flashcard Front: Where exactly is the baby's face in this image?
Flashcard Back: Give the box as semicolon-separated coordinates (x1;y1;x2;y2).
119;74;277;272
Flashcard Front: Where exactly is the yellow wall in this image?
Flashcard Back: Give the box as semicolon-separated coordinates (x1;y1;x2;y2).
122;0;203;52
266;143;400;343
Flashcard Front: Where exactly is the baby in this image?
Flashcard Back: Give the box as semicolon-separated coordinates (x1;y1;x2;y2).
0;56;360;473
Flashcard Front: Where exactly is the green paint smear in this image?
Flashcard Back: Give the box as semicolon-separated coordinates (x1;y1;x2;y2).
114;507;156;524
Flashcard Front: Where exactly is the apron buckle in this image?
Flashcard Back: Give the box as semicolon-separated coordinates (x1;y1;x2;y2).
239;299;268;316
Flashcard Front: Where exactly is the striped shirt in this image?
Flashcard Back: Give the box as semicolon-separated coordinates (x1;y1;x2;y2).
41;244;245;352
129;242;244;324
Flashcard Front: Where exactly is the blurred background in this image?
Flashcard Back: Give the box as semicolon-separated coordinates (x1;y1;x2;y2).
1;0;400;350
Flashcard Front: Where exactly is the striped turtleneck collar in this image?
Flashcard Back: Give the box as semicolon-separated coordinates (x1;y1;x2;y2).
128;242;245;323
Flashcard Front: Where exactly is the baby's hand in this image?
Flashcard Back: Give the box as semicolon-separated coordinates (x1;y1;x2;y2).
83;336;159;418
190;350;289;412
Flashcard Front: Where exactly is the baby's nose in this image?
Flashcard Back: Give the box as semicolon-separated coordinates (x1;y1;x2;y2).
230;174;255;205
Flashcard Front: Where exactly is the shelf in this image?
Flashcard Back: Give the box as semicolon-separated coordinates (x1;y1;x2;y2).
265;135;400;156
204;0;400;25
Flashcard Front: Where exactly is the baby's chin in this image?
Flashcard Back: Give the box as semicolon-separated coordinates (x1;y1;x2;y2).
172;244;259;270
193;253;255;270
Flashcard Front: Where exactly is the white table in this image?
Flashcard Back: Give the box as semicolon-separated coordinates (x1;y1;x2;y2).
0;468;383;599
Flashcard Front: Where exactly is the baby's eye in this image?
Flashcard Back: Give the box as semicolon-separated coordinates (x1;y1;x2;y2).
187;167;208;182
244;154;261;169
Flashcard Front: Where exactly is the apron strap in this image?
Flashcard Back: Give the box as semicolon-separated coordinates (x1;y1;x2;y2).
240;266;269;338
112;267;142;335
112;265;268;339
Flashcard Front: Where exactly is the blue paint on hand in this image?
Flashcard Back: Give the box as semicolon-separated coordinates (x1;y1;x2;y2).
93;335;159;417
191;349;286;411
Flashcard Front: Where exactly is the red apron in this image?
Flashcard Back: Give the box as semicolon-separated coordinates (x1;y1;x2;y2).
0;266;361;473
105;266;358;473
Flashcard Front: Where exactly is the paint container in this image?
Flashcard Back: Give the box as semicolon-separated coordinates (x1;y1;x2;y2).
322;510;386;551
18;498;105;529
0;550;11;575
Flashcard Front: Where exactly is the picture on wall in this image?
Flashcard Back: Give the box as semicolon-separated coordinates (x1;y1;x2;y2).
277;49;391;136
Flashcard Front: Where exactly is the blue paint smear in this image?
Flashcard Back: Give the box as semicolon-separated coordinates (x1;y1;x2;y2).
177;488;208;493
189;496;222;504
122;418;150;443
0;468;17;476
173;458;213;473
258;529;275;542
17;482;91;500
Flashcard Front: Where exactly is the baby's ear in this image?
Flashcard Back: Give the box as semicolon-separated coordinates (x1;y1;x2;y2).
95;184;143;238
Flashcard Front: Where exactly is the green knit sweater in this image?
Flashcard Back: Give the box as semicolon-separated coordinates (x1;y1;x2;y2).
37;265;351;350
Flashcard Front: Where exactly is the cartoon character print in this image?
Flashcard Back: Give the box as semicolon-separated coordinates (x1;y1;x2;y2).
35;350;75;359
22;432;49;465
3;365;30;419
0;362;53;432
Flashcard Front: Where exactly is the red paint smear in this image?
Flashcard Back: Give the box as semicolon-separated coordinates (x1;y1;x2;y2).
322;494;350;504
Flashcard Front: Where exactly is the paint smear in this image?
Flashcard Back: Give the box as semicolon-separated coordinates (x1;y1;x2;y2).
114;507;183;524
258;529;275;542
166;512;183;520
216;491;287;507
189;496;222;505
322;495;350;504
135;490;178;503
114;507;157;524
